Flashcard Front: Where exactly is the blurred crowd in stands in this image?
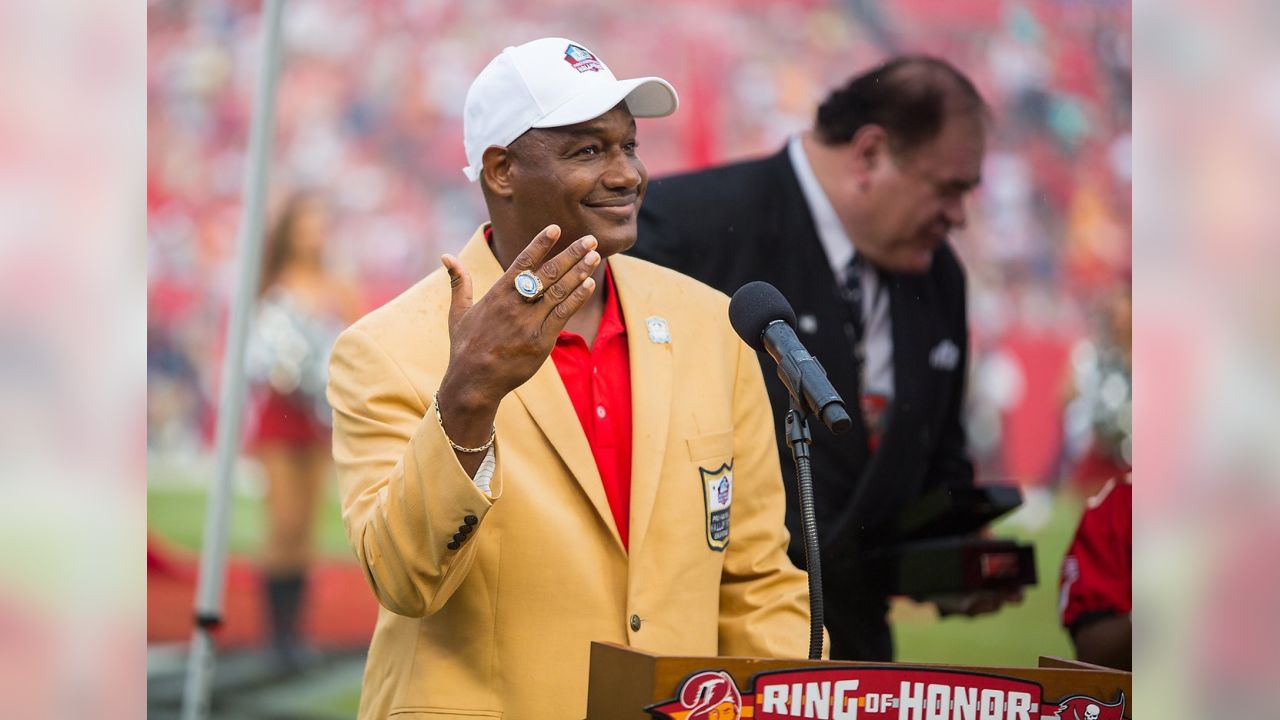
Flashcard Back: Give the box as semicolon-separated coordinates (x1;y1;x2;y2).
147;0;1130;499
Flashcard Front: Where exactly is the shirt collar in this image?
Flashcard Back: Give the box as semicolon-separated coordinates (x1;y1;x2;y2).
554;262;625;346
596;262;626;339
787;135;856;278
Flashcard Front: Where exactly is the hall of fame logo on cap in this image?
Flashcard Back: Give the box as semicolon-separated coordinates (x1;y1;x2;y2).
563;43;603;73
700;463;733;551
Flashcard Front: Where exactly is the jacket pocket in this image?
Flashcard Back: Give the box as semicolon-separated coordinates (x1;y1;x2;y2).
389;709;502;719
685;429;734;463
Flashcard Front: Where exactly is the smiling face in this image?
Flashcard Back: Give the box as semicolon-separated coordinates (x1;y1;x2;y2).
497;103;646;258
855;111;985;273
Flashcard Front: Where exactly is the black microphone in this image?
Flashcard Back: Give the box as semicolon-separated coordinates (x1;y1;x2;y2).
728;281;852;434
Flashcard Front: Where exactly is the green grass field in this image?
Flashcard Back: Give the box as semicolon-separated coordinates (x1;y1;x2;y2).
149;459;1081;713
146;455;353;558
892;492;1080;666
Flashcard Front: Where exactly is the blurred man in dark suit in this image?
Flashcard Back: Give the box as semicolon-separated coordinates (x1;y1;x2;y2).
634;56;1016;660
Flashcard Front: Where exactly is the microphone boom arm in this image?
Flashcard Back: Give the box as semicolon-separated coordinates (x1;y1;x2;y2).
784;394;826;660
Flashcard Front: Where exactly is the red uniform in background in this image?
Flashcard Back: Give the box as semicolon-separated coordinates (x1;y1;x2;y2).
246;389;329;450
1059;475;1132;633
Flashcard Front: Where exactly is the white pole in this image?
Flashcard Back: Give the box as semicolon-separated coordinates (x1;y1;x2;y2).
180;1;286;717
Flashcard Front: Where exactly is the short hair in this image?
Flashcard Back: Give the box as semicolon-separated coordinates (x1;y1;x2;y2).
814;55;988;154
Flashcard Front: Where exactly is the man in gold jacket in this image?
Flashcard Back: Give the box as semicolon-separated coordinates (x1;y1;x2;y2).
328;38;812;719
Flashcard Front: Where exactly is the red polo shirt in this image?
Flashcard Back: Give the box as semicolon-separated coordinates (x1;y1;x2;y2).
550;264;633;550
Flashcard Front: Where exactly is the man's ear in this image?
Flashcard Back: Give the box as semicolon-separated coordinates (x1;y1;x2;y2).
848;124;889;186
480;145;515;199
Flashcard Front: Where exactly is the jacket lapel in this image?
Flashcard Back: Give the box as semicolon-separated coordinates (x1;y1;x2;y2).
887;273;937;435
608;255;672;560
459;228;625;554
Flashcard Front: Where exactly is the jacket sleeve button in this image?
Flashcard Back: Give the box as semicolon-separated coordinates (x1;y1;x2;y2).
630;614;642;632
446;541;460;551
453;532;467;543
459;524;474;535
464;515;479;526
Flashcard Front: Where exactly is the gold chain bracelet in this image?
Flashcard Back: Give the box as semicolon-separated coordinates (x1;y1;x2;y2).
433;391;496;454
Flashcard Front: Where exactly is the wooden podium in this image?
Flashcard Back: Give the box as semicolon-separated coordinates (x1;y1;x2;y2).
585;642;1132;719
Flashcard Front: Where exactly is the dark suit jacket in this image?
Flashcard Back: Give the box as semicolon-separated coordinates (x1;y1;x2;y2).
632;148;975;572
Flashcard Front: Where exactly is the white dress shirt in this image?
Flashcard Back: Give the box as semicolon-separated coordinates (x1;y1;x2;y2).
787;135;895;399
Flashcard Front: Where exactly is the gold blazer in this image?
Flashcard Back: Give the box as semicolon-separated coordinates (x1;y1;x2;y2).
328;226;811;719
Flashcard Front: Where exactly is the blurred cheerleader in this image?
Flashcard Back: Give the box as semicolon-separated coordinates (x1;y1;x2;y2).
245;192;359;670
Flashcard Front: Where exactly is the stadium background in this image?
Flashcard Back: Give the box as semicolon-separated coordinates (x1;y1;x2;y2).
146;0;1131;715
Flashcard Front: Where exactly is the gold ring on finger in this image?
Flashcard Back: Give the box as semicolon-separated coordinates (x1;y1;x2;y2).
513;270;545;302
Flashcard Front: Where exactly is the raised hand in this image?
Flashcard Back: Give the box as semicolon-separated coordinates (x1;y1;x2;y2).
435;224;600;461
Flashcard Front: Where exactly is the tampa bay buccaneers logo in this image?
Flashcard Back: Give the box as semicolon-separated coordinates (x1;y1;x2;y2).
651;670;742;720
1057;691;1126;720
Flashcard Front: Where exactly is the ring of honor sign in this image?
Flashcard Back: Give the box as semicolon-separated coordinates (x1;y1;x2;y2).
647;667;1128;720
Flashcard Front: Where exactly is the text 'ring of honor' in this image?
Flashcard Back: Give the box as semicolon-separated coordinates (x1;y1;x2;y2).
513;270;545;302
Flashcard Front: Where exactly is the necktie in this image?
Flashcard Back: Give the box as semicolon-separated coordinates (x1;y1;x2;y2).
841;254;866;363
841;254;872;453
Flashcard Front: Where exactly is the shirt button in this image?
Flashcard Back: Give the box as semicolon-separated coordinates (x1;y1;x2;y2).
630;614;642;632
596;405;607;418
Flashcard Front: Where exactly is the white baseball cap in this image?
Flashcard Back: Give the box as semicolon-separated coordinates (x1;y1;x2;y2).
461;37;678;182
